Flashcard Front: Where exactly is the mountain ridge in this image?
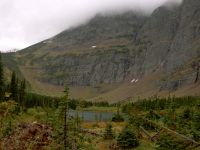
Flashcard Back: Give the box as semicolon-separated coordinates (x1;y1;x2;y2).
3;0;200;102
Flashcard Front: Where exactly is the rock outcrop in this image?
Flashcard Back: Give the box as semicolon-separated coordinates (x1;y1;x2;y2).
4;0;200;99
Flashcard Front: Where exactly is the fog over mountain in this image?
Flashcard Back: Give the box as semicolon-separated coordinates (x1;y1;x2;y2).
0;0;182;51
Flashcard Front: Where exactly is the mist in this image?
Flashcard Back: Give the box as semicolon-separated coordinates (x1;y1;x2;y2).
0;0;182;51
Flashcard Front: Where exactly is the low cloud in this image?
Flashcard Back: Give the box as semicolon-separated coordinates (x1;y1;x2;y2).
0;0;182;51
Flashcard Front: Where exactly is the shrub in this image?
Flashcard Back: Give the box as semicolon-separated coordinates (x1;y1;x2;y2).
155;133;189;150
104;123;114;140
117;127;139;149
191;111;200;140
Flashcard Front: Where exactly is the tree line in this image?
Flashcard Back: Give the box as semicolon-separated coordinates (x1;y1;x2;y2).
0;53;26;106
0;52;110;110
122;95;200;113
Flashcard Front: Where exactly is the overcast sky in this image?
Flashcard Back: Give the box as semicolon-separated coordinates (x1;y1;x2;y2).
0;0;182;51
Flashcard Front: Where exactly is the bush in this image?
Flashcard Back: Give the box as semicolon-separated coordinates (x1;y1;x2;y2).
117;127;139;149
191;111;200;140
146;110;161;120
104;123;114;140
155;133;189;150
2;120;12;137
192;111;200;130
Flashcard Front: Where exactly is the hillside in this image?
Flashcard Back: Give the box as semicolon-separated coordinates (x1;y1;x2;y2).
4;0;200;102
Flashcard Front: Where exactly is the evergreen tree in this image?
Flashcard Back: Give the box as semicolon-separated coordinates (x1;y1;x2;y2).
117;127;139;149
19;79;26;110
156;133;188;150
0;52;5;101
192;110;200;140
112;105;124;122
10;72;18;102
104;123;114;140
63;86;70;150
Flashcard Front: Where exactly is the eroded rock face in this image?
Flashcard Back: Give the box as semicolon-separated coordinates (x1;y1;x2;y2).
166;0;200;70
38;49;135;86
8;0;200;89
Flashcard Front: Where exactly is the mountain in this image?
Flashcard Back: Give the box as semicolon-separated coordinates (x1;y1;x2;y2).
3;0;200;102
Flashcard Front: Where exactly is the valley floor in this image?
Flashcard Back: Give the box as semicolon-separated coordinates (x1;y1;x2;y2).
1;96;200;150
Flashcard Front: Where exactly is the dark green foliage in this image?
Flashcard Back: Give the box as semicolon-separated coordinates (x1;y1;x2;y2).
112;104;124;122
3;120;12;137
104;123;114;140
192;111;200;131
191;110;200;140
163;108;177;129
129;115;144;129
19;79;26;110
78;100;92;108
125;96;200;150
146;110;161;120
129;114;156;131
93;101;109;107
0;52;5;101
48;106;90;149
68;99;78;110
117;127;139;149
63;86;69;150
155;133;189;150
181;108;192;120
70;100;111;109
10;72;18;102
121;103;134;114
25;93;60;108
122;96;200;113
176;108;193;132
48;87;84;150
191;129;200;141
21;92;111;110
12;103;21;115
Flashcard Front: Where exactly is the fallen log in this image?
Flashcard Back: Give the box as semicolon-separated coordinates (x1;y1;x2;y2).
80;128;103;137
141;117;200;147
139;126;153;141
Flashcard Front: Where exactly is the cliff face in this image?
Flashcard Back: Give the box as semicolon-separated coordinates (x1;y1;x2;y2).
6;0;200;100
166;0;200;69
16;12;147;86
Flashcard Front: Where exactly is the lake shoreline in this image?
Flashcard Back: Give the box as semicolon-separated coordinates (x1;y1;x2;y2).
76;106;117;112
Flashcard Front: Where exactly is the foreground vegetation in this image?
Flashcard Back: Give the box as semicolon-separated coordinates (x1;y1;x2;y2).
122;96;200;150
0;52;200;150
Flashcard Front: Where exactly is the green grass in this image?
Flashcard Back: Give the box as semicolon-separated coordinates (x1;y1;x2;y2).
134;140;155;150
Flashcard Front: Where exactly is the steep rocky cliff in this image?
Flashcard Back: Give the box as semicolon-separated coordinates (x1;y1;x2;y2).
5;0;200;101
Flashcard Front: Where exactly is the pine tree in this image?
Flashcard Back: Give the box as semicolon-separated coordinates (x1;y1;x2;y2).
192;110;200;140
10;72;18;102
117;127;139;149
0;52;5;101
19;79;26;110
63;86;70;150
104;123;114;140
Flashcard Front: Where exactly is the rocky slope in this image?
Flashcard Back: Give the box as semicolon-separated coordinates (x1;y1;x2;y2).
4;0;200;101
